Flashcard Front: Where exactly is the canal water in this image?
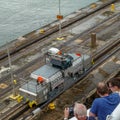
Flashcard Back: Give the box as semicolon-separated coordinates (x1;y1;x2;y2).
0;0;98;46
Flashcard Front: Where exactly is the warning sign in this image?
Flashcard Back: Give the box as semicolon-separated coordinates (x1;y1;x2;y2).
56;15;63;20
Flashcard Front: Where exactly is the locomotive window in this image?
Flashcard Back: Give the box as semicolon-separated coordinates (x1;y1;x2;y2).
43;91;46;95
45;89;48;93
45;96;47;100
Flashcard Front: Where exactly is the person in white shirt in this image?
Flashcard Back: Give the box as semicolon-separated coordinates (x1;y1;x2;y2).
106;77;120;120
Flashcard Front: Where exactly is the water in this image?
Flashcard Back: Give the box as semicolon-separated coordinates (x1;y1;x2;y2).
0;0;98;46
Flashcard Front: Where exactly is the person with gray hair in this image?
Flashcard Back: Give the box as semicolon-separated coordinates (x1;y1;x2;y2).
64;102;95;120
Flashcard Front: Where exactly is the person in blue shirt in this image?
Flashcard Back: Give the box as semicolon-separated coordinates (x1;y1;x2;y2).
64;102;96;120
89;82;120;120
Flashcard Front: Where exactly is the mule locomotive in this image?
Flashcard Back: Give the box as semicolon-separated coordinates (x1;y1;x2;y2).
18;48;92;107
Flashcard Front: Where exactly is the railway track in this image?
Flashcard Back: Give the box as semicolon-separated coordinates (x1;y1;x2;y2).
0;102;29;120
0;36;119;98
0;39;119;120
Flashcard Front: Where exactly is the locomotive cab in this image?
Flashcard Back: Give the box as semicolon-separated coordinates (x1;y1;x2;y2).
50;54;73;70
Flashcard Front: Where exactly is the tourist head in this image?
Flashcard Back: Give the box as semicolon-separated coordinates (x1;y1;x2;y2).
107;77;120;92
74;102;87;120
96;82;109;96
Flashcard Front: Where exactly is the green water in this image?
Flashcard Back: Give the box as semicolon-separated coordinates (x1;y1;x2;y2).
0;0;98;46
